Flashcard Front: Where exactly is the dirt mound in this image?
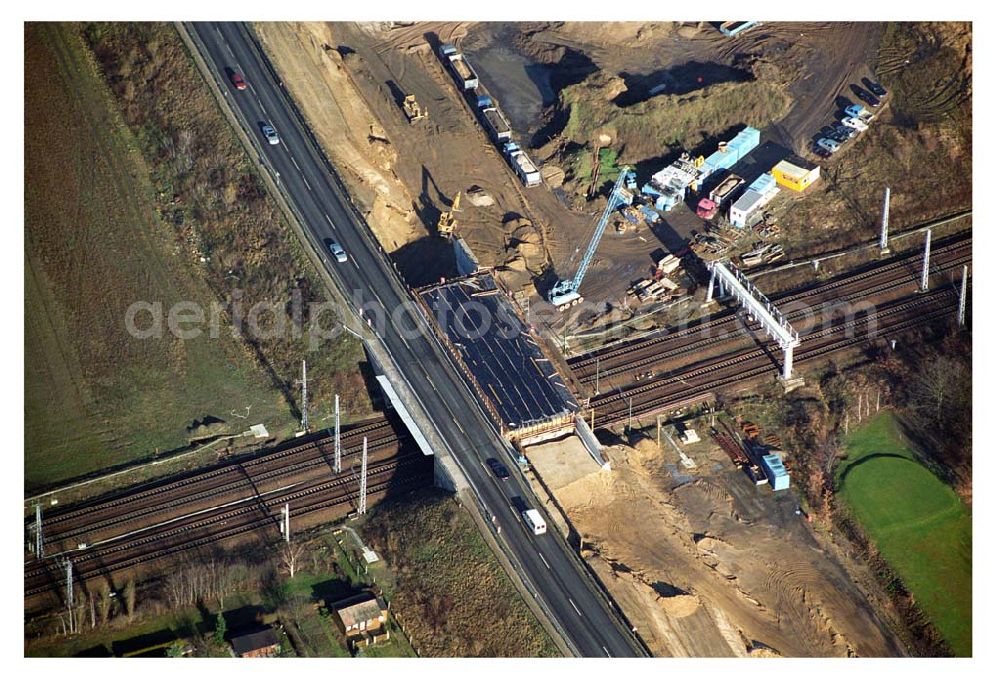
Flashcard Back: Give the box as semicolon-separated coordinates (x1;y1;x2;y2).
536;22;675;48
500;217;546;278
544;435;906;656
551;68;791;180
465;185;495;207
540;164;565;188
657;592;702;618
748;645;783;658
256;23;420;251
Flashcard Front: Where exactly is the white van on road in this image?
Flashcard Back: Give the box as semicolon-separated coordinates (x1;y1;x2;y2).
521;508;547;535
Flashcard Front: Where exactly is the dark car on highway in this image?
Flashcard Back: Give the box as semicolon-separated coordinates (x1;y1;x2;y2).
486;458;511;481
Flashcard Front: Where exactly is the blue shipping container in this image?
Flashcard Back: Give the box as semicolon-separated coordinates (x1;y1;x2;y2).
701;126;761;176
639;205;661;223
762;453;789;491
748;172;776;194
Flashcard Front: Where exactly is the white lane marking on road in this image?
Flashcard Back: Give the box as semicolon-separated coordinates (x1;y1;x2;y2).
324;213;335;228
568;597;582;616
257;97;266;115
227;43;235;59
303;176;312;191
602;646;611;657
290;155;301;171
538;552;550;569
348;253;358;268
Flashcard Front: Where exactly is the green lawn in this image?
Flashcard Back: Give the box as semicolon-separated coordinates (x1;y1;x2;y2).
838;412;971;656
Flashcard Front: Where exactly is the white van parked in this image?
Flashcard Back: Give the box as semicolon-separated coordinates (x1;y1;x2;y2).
521;508;547;535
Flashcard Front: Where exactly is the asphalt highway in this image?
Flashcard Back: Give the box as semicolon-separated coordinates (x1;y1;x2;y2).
187;22;643;657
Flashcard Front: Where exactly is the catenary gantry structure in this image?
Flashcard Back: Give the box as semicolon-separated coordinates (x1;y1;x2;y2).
706;260;801;380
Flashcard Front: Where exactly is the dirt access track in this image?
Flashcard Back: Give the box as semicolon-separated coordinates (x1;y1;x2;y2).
527;434;906;656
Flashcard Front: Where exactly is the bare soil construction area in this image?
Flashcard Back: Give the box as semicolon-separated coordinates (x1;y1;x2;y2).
528;434;905;656
256;21;968;335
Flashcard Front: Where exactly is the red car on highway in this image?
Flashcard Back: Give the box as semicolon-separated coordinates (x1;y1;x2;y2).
230;71;247;90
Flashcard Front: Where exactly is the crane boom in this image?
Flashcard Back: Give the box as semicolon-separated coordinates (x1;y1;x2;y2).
549;166;634;308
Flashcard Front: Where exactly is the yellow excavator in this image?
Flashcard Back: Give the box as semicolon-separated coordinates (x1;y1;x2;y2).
436;191;461;238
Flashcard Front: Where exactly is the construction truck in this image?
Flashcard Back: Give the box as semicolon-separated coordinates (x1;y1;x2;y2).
402;94;427;123
436;191;461;238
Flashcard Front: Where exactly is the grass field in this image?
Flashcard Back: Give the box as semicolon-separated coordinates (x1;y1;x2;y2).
362;488;560;657
25;23;367;492
838;412;971;656
24;23;300;491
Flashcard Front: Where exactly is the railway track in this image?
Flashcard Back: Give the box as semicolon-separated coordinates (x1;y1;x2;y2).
570;232;970;386
590;285;958;427
25;452;431;600
34;417;401;550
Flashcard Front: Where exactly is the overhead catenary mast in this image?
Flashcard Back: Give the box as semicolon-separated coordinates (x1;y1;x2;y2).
35;504;43;558
920;229;931;292
300;360;308;432
359;437;368;515
334;394;342;473
958;265;968;327
879;186;891;254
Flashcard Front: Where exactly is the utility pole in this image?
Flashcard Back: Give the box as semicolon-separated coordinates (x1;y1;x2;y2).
35;504;43;559
958;264;968;327
334;393;342;473
300;360;308;432
879;186;891;254
919;229;931;292
359;437;368;515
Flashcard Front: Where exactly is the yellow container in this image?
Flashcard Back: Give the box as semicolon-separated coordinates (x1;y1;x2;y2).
771;160;820;192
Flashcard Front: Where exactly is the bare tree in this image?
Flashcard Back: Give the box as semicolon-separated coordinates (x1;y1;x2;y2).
124;578;136;621
280;542;307;579
97;583;113;625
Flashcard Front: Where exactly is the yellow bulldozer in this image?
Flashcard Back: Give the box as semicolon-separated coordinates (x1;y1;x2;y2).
436;191;461;238
402;94;427;123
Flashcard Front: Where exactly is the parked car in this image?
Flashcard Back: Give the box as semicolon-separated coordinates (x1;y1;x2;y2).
831;126;854;142
485;458;510;481
327;240;347;263
261;123;280;145
842;115;869;131
863;77;888;98
230;71;248;90
817;138;841;153
852;84;880;108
